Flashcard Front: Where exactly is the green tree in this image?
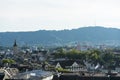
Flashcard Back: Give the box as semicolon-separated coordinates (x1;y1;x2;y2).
85;49;101;64
2;59;15;67
54;48;66;58
66;49;80;59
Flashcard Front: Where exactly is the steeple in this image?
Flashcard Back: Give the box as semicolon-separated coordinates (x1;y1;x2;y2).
13;39;18;54
13;39;17;47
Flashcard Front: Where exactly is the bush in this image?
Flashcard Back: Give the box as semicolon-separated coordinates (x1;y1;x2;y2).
2;59;15;64
56;68;72;73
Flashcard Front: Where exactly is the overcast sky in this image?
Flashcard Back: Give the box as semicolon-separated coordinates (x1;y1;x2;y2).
0;0;120;32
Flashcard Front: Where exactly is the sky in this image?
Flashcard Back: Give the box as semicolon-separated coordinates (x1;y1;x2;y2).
0;0;120;32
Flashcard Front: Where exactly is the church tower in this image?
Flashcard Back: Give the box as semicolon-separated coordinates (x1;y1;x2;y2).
13;40;18;54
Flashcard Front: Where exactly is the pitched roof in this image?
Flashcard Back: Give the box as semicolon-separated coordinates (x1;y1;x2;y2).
52;60;83;68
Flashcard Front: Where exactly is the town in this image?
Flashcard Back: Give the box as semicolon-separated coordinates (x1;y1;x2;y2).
1;0;120;80
0;40;120;80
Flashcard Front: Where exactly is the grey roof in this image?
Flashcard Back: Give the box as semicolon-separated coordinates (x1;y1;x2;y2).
13;70;53;79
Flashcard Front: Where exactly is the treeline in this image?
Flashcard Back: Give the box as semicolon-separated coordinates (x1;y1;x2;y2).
54;48;118;67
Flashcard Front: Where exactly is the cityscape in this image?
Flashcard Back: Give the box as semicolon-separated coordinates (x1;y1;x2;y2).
1;0;120;80
0;37;120;80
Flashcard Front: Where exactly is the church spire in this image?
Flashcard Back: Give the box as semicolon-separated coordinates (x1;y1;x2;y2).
13;39;18;54
13;39;17;47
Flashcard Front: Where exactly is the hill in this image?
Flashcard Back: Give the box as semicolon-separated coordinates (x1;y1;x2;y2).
0;26;120;46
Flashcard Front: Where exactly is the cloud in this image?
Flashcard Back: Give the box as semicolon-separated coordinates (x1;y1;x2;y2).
0;0;120;32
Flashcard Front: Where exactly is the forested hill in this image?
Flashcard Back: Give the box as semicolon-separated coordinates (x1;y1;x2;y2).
0;26;120;46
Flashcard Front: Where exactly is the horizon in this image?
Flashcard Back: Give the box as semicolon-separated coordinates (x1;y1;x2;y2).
0;26;120;32
0;0;120;32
